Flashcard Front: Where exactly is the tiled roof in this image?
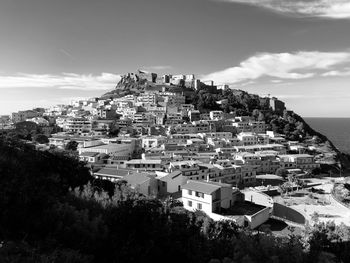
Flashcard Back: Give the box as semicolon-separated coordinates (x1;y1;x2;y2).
157;171;182;182
80;152;100;157
124;174;150;186
126;159;162;164
94;168;130;178
181;180;231;195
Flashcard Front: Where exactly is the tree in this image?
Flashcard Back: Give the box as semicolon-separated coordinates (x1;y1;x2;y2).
283;181;293;196
258;112;265;122
12;121;39;141
34;134;49;144
276;168;288;179
4;137;350;263
252;109;260;120
296;178;306;191
311;167;321;175
108;125;120;138
65;140;78;151
311;212;320;224
278;184;287;197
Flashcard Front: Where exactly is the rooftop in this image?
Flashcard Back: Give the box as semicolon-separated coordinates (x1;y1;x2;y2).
126;159;162;164
124;173;151;186
182;180;232;195
157;171;182;182
235;144;285;149
94;168;131;178
222;201;266;216
278;154;313;158
84;143;129;150
171;160;199;166
79;152;100;157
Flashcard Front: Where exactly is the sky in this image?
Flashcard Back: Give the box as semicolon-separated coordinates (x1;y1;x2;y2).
1;0;350;117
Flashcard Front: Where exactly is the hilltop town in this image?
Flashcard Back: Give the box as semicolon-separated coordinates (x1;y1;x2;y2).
0;70;345;228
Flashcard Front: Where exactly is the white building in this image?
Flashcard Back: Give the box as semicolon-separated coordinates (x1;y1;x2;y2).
237;132;258;146
277;154;320;170
209;111;224;120
142;136;167;150
66;117;92;134
79;143;133;159
182;180;236;214
181;180;270;229
157;171;187;195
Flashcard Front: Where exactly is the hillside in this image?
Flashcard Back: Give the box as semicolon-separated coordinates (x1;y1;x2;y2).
102;70;347;170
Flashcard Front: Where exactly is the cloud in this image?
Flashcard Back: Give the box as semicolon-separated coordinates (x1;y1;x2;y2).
218;0;350;19
202;51;350;85
322;69;350;76
229;80;256;88
0;72;121;90
271;79;283;83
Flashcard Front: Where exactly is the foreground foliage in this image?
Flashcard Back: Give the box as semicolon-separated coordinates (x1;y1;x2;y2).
0;138;350;263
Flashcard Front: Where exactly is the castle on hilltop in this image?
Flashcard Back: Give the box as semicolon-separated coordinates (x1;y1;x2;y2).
119;69;229;91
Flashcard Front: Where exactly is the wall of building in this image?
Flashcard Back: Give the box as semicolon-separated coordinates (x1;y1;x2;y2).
167;175;187;193
220;187;234;209
245;207;270;229
182;190;213;214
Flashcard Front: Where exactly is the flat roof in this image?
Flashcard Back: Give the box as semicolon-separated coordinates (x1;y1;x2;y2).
256;174;284;180
196;151;218;156
170;160;199;166
235;144;285;149
223;201;266;216
278;154;313;158
126;159;162;164
234;152;257;157
255;150;279;156
198;163;217;169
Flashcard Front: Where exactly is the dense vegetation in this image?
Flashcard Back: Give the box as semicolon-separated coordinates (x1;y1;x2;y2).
1;138;350;262
0;120;54;145
333;180;350;207
188;88;329;143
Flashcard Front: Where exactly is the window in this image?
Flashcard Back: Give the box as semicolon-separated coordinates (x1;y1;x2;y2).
195;192;204;198
188;190;192;195
188;201;192;207
197;203;202;210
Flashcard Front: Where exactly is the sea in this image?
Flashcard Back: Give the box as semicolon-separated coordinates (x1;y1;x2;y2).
304;118;350;154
